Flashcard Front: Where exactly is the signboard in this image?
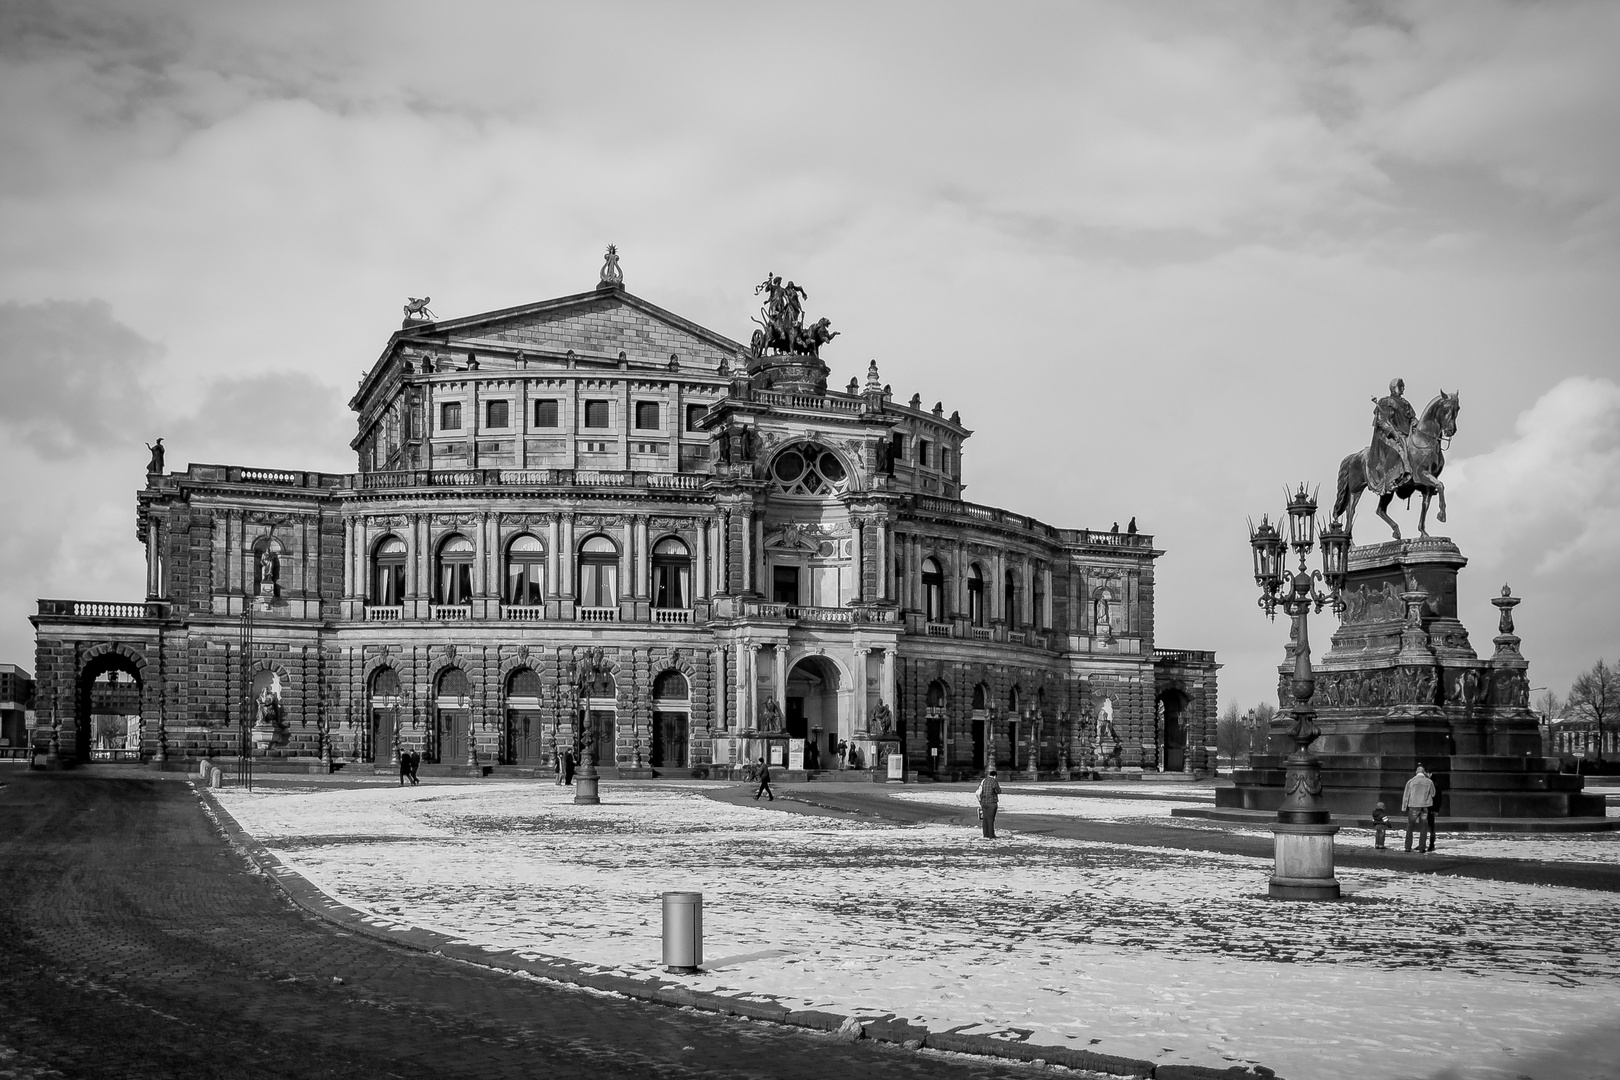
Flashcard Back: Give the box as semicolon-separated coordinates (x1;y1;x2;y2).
887;753;904;780
787;739;805;771
769;742;787;767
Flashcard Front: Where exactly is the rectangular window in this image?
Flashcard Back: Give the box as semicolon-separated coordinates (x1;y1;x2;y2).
584;400;611;429
942;448;955;477
686;403;706;431
634;401;660;430
890;431;905;462
773;565;800;605
579;563;617;607
533;399;560;427
440;402;462;430
653;563;690;609
918;439;931;468
486;400;510;428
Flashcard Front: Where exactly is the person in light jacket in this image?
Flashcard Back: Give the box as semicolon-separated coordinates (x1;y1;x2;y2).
1402;764;1437;853
975;768;1001;839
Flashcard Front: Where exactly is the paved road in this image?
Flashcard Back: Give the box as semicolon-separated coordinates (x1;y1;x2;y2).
0;772;1037;1080
733;782;1620;893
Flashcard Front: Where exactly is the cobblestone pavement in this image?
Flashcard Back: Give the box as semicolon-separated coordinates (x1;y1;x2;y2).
0;772;1042;1080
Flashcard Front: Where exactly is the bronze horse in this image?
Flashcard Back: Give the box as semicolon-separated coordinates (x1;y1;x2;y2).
1333;390;1460;540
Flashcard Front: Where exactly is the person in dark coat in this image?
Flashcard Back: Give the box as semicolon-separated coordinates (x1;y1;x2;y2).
976;768;1001;838
753;756;774;801
407;749;421;785
562;747;575;786
398;750;411;787
1372;800;1388;850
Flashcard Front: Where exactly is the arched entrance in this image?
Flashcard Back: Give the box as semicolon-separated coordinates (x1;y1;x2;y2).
368;667;401;763
970;683;988;773
924;680;947;775
786;656;842;768
78;652;143;762
651;671;689;770
584;670;617;768
1158;689;1190;772
435;667;472;765
506;669;545;766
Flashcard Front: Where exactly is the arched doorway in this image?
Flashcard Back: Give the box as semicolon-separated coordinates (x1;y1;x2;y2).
368;667;401;763
1158;689;1190;772
786;656;842;768
970;683;988;773
651;671;689;770
583;670;617;768
506;669;545;766
77;653;143;762
435;667;472;765
924;680;947;775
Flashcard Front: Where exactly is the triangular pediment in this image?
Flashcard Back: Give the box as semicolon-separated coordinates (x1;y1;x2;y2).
399;286;744;370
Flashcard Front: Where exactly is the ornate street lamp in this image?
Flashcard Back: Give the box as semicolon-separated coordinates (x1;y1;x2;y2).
1248;484;1349;901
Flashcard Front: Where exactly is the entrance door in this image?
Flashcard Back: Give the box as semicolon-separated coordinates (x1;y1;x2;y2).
1002;721;1019;770
925;714;944;773
971;716;986;773
508;710;546;766
786;697;807;740
372;707;397;763
589;709;616;768
439;709;470;765
652;711;688;769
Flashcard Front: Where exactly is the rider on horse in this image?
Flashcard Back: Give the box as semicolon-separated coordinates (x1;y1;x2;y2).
1368;378;1417;494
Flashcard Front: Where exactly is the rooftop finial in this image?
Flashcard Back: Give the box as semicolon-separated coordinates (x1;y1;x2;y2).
598;244;623;289
865;359;882;394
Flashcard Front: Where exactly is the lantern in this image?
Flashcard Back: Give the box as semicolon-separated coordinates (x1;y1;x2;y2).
1319;518;1350;593
1285;484;1318;550
1249;515;1284;594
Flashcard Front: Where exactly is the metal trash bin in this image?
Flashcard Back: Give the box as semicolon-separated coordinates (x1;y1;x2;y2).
661;891;702;973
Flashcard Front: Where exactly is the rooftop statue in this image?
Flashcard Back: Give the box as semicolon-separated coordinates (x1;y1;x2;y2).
598;244;623;288
145;437;164;475
403;296;435;321
1333;378;1461;541
750;272;839;358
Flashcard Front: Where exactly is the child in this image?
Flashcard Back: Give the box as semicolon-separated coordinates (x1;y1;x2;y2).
1372;801;1388;850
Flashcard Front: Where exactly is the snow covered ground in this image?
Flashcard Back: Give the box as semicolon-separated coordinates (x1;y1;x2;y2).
216;781;1620;1080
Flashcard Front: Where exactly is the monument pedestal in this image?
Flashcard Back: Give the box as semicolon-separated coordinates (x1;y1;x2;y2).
1224;537;1599;821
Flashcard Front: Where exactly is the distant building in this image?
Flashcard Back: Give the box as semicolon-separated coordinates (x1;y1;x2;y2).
1543;717;1617;768
0;664;34;758
32;257;1218;776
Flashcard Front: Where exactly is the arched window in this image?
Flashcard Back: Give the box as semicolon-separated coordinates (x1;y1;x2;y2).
507;668;542;703
369;666;401;700
435;535;474;604
437;666;471;702
1004;569;1019;627
966;564;985;626
505;534;545;605
926;681;947;709
652;671;689;702
371;537;407;605
577;535;619;608
769;442;848;496
652;537;691;610
1032;570;1046;630
922;557;945;621
971;684;987;712
1008;685;1021;714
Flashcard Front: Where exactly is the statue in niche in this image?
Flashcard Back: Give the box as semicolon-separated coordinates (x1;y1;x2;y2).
758;697;784;733
255;674;282;727
258;547;280;596
869;701;894;737
145;438;165;474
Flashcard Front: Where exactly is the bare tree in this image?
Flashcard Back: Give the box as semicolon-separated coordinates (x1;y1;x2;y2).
1249;702;1277;756
1536;689;1562;720
1566;659;1619;765
1216;702;1248;766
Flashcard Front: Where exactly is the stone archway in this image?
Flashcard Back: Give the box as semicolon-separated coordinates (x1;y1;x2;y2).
81;653;143;762
1157;688;1191;772
786;655;843;769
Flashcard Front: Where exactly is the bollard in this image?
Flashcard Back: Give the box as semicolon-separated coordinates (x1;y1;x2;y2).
209;765;223;789
661;891;702;974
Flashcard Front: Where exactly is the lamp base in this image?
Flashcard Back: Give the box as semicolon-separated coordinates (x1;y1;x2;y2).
573;775;600;805
1269;822;1340;901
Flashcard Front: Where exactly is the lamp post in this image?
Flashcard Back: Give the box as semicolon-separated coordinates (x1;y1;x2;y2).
1249;484;1350;901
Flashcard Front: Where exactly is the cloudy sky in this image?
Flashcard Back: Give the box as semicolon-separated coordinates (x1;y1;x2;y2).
2;0;1616;713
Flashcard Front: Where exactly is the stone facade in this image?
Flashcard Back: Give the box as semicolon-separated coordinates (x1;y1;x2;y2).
31;271;1218;777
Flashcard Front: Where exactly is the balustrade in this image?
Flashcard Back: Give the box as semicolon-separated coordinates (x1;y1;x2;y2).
653;608;693;624
364;605;403;622
577;607;618;622
429;604;470;620
501;605;545;621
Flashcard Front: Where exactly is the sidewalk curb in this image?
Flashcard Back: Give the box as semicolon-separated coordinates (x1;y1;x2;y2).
192;782;1280;1080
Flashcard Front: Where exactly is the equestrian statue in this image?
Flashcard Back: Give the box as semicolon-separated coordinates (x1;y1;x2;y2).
1333;378;1461;541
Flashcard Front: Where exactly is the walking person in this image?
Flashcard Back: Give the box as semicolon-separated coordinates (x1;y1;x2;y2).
1402;764;1437;852
562;746;575;786
753;756;775;801
408;749;422;785
976;767;1001;839
398;749;411;787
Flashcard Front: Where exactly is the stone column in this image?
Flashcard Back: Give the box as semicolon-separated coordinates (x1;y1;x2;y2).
714;647;727;731
851;520;865;603
560;514;575;597
621;517;634;600
716;512;730;595
696;520;709;600
881;648;895;712
741;509;754;594
773;645;787;715
853;647;870;732
635;516;650;599
876;520;889;602
546;516;560;598
743;641;758;729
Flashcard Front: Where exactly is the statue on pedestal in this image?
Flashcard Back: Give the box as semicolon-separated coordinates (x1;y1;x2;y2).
1333;379;1462;540
758;697;784;733
145;438;165;475
869;701;893;737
